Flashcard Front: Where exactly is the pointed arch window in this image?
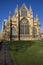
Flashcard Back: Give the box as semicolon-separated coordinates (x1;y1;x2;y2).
20;18;29;34
21;8;27;16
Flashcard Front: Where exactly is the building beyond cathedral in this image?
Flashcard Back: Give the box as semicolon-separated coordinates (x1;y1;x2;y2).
2;4;41;40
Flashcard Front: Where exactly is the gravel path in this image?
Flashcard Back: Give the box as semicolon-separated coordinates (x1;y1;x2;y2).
0;41;15;65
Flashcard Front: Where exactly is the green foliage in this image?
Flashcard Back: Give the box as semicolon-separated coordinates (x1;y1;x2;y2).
7;40;43;65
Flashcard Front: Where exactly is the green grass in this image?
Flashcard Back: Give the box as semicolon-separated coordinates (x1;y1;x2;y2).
7;40;43;65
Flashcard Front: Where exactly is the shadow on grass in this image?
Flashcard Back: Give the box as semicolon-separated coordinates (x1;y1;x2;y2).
7;41;35;52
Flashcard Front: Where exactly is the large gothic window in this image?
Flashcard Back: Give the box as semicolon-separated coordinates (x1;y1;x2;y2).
33;28;37;37
21;8;27;16
20;18;29;34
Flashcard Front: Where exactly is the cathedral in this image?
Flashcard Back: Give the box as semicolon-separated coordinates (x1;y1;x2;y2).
2;4;41;40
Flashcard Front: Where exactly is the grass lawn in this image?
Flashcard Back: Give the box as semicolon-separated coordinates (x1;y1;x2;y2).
7;40;43;65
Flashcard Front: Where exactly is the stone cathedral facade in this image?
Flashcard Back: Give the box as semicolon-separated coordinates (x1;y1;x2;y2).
2;4;41;40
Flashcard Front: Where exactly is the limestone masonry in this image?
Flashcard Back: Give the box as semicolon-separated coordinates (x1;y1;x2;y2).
1;4;41;40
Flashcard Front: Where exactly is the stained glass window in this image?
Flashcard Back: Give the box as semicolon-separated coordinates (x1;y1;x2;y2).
21;8;27;16
20;18;29;34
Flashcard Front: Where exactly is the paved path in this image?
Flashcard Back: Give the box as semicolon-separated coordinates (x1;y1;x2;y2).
0;41;15;65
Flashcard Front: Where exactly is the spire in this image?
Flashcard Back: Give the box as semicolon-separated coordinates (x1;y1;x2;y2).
29;5;33;16
21;3;28;10
14;4;19;16
16;4;18;9
36;14;40;25
36;14;38;21
29;5;33;18
29;5;32;12
36;14;38;18
15;4;18;11
22;3;26;7
16;4;19;12
8;11;12;20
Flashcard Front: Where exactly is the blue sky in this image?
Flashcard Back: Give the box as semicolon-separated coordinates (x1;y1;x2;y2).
0;0;43;32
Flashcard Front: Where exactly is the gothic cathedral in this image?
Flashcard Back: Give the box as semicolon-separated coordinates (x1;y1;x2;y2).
2;4;41;40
